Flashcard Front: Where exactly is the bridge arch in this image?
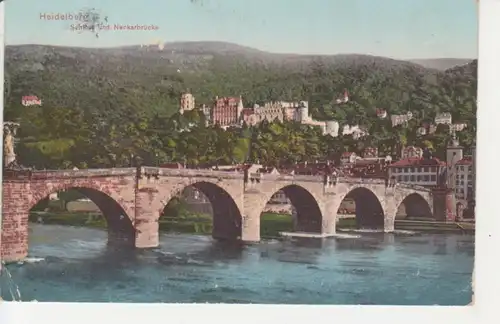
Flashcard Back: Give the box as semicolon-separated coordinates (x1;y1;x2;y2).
336;185;385;229
395;192;433;220
29;182;136;246
159;180;243;241
259;184;323;234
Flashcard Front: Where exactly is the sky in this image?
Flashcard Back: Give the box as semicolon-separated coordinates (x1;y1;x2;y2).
5;0;478;59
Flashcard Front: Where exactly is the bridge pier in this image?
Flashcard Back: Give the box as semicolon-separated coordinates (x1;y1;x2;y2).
240;212;261;243
1;181;30;263
134;187;161;249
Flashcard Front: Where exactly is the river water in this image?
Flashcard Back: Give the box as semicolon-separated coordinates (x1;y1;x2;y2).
1;224;474;305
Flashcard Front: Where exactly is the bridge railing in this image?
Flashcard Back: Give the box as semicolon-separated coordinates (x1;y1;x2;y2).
396;183;430;192
29;168;137;179
338;177;386;185
146;167;244;179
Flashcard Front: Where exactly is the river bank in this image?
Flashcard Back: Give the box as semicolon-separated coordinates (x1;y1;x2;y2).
29;211;475;237
29;211;294;238
336;216;475;234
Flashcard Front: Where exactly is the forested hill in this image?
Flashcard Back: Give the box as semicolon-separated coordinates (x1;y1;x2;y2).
4;42;474;121
3;42;477;169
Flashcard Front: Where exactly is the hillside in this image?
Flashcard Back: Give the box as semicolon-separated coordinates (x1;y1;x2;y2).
3;42;477;169
4;41;448;119
410;58;474;71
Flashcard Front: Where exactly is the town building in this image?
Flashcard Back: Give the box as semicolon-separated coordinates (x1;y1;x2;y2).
211;96;244;127
376;108;387;119
391;111;413;127
340;152;357;165
179;93;195;114
450;122;468;132
435;112;452;125
387;155;446;187
342;125;368;139
401;146;423;159
454;157;473;201
339;147;391;179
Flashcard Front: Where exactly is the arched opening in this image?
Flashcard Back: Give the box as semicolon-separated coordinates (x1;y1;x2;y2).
395;193;433;220
337;187;384;229
29;187;135;248
160;182;242;241
260;185;322;238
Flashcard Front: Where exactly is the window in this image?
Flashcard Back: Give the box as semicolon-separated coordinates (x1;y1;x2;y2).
409;167;414;173
410;175;415;181
460;174;464;179
404;167;409;173
404;175;409;182
424;167;429;172
416;175;421;181
453;152;457;156
431;175;436;181
397;176;402;182
456;166;460;171
460;166;464;171
430;167;436;172
423;175;430;181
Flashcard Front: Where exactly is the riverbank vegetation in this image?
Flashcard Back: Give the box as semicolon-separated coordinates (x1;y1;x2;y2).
29;211;294;238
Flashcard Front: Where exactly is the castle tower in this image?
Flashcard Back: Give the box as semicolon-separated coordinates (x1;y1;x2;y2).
180;93;195;115
237;95;244;120
299;101;309;122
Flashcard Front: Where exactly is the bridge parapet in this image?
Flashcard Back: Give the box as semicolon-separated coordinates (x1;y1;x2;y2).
260;173;323;183
397;183;430;192
29;168;136;180
339;177;386;185
144;167;244;180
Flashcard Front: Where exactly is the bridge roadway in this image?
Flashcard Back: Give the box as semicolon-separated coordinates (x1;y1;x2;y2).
1;166;438;263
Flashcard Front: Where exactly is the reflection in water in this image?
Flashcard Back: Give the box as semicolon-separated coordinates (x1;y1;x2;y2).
1;223;475;305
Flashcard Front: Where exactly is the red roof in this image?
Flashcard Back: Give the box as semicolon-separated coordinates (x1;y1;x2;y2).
456;157;473;165
389;157;446;167
342;152;355;157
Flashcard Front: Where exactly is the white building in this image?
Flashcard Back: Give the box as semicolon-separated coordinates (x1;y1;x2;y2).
435;112;452;125
388;157;446;187
342;125;368;139
454;157;473;201
391;111;413;127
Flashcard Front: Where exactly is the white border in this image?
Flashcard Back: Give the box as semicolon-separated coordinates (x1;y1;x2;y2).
1;0;498;323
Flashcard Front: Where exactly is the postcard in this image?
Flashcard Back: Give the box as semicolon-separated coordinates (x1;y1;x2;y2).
1;0;476;308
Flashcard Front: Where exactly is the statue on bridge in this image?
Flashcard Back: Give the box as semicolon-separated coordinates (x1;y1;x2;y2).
3;122;19;166
3;122;29;172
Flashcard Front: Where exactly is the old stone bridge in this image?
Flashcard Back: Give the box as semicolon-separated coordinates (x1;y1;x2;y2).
1;166;439;263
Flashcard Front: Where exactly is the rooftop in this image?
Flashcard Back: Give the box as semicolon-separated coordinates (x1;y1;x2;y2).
389;157;446;168
456;157;473;166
